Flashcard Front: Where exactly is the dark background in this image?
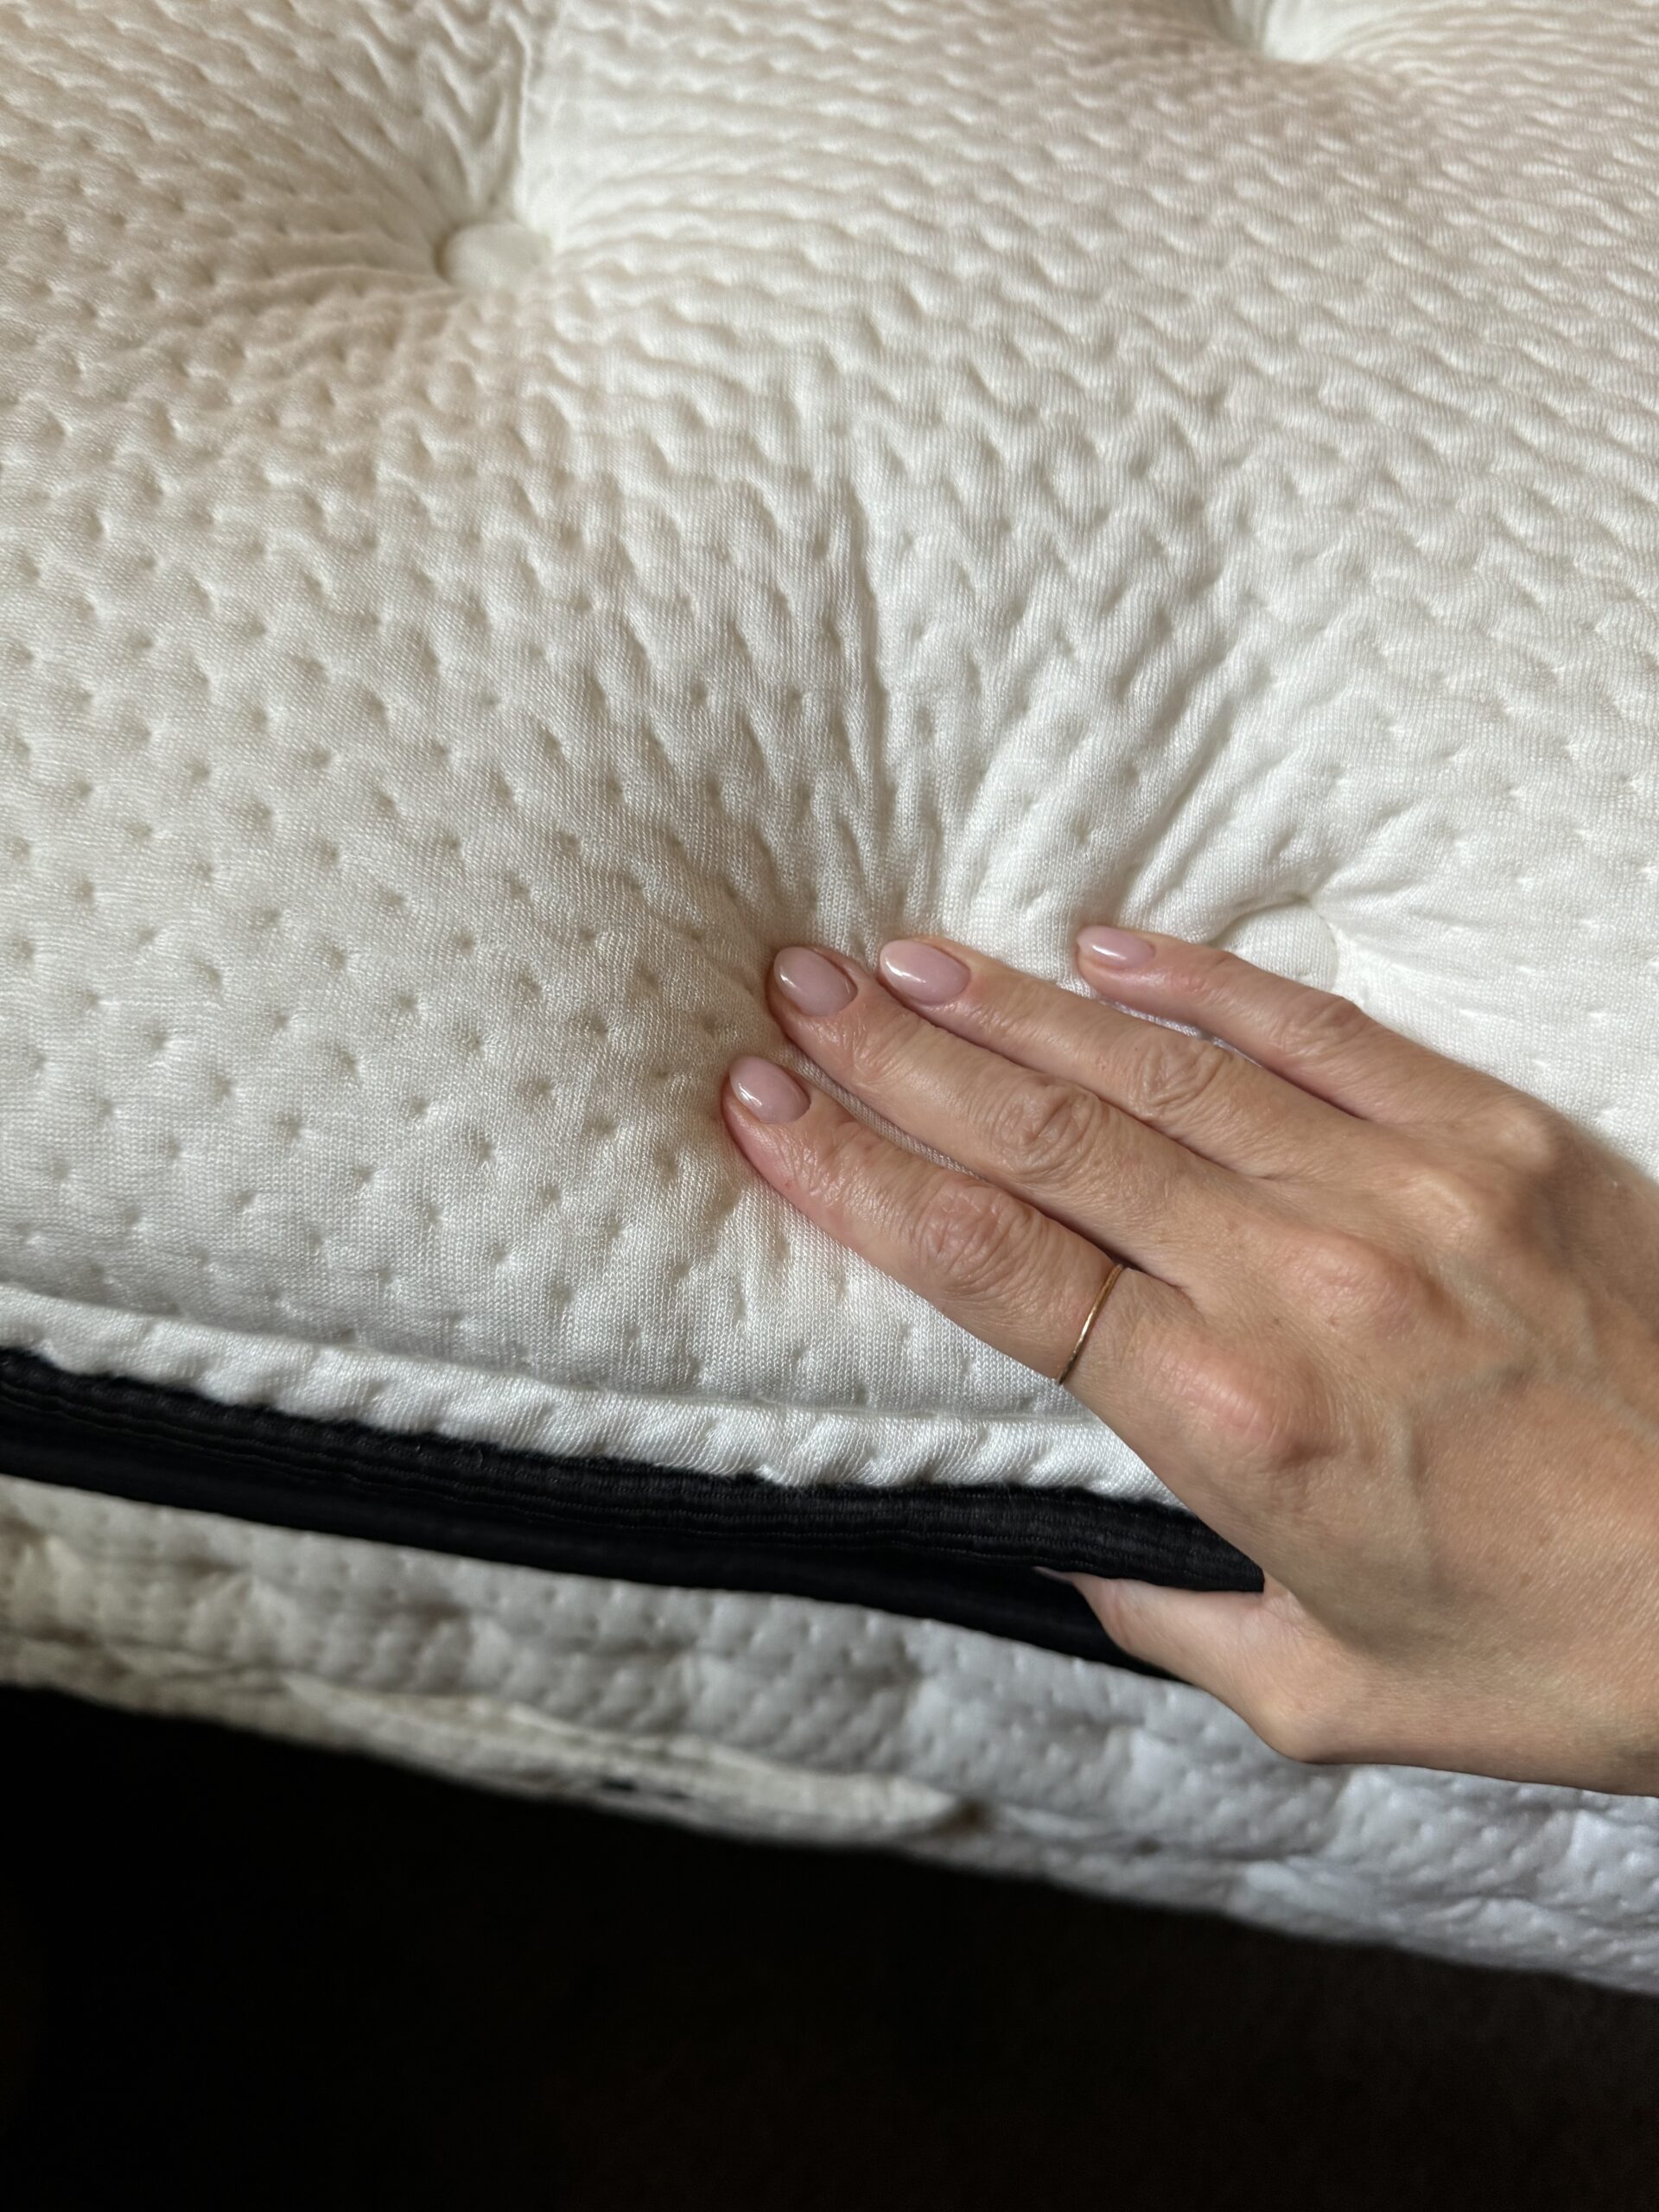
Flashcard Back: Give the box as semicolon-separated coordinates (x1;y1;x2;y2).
2;1683;1656;2210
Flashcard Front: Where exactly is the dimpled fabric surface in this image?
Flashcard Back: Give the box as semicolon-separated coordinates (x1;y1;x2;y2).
5;1470;1659;1993
4;0;1659;1986
5;0;1659;1490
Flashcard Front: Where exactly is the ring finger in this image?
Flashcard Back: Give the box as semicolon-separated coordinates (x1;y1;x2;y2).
720;1054;1209;1459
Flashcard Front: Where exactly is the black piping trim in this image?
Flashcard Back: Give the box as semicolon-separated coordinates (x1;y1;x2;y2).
0;1350;1261;1666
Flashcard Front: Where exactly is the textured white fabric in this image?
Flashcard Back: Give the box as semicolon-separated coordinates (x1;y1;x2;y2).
5;1470;1659;1995
4;0;1659;1990
4;0;1659;1490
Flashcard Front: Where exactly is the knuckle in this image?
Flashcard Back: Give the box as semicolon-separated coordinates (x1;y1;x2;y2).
788;1108;889;1212
1474;1092;1570;1179
1294;1227;1423;1331
1268;986;1373;1065
1185;943;1248;997
1126;1031;1236;1127
912;1174;1037;1299
985;1078;1106;1186
834;1007;906;1094
1393;1156;1529;1253
1178;1347;1325;1476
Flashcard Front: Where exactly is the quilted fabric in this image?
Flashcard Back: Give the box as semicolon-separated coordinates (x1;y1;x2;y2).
4;0;1659;1988
5;0;1659;1490
6;1469;1659;1995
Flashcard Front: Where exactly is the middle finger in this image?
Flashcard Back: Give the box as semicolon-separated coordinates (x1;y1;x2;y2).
766;945;1255;1287
882;935;1357;1179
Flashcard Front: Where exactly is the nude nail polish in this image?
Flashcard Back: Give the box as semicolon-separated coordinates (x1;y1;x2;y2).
879;938;969;1005
1077;925;1156;971
772;946;855;1015
728;1055;810;1123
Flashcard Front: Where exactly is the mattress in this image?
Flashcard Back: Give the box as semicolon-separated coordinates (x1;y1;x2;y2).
3;0;1658;1992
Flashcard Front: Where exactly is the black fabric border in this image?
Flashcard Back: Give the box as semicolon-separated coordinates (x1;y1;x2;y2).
0;1349;1261;1666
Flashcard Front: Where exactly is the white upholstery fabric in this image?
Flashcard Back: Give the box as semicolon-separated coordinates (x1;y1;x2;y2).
5;0;1659;1489
7;1470;1659;1995
3;0;1659;1987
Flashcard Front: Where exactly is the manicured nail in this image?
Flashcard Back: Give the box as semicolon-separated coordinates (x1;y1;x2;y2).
772;946;855;1016
879;938;969;1005
1077;925;1156;972
728;1056;810;1123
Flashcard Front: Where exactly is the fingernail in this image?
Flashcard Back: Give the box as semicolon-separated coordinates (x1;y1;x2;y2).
728;1056;810;1123
1033;1567;1084;1586
879;938;969;1005
1077;925;1156;972
772;946;855;1016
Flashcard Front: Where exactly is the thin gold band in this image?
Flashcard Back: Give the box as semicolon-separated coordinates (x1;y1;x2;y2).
1055;1261;1125;1387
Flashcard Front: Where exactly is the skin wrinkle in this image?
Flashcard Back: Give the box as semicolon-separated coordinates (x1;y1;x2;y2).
724;924;1659;1796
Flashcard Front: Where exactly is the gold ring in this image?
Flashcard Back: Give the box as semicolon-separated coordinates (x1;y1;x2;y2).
1055;1261;1125;1387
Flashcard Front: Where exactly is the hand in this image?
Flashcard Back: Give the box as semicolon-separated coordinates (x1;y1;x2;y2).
720;927;1659;1794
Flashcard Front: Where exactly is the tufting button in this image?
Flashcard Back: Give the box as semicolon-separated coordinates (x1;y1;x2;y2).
437;216;551;295
1215;899;1339;989
1205;0;1370;62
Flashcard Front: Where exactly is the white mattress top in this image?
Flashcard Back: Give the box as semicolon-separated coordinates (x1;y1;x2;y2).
3;0;1658;1492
